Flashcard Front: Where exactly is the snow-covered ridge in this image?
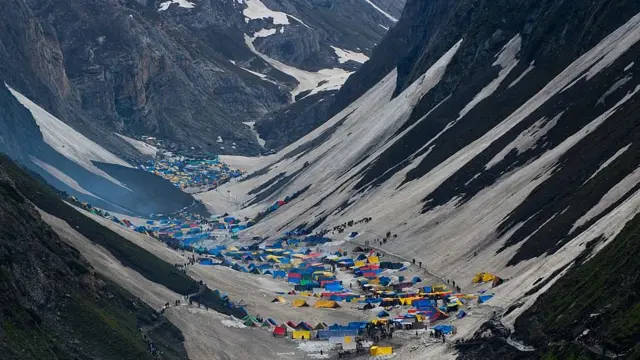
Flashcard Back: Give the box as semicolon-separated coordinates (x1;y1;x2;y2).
6;84;131;188
240;0;310;28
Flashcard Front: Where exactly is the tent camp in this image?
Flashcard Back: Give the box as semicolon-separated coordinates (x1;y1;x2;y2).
292;299;310;307
314;300;341;309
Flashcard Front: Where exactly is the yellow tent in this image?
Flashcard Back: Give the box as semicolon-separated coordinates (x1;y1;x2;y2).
314;300;341;309
292;299;310;307
227;245;239;251
472;272;497;283
266;255;281;263
292;330;311;340
370;346;393;356
367;256;380;264
271;296;287;304
433;284;448;292
354;260;366;267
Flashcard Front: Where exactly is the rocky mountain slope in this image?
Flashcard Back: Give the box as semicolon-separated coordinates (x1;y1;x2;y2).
0;155;188;360
201;0;640;357
0;0;404;157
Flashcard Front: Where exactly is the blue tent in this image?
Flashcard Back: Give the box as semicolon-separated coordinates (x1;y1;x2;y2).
377;310;389;318
432;324;455;334
199;258;214;265
478;294;494;303
456;310;466;319
412;276;422;284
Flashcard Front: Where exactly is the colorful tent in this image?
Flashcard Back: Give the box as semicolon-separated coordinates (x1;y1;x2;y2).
292;299;310;307
472;272;497;283
271;296;287;304
292;330;311;340
370;346;393;356
314;300;341;309
273;325;287;337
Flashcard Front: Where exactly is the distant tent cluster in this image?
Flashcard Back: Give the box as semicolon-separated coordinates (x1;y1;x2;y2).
140;154;242;190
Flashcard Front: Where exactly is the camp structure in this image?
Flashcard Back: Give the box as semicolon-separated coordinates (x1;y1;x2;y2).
472;272;498;283
242;315;261;327
292;330;311;340
272;325;288;337
370;346;393;356
292;299;310;307
271;296;287;304
314;300;341;309
314;322;327;330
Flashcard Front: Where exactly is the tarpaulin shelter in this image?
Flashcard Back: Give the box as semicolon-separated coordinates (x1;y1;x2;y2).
199;258;214;265
377;310;389;317
478;294;494;303
242;315;260;327
370;346;393;356
296;322;313;331
432;324;455;334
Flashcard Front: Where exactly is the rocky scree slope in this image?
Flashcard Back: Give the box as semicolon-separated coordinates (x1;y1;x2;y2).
0;155;188;360
0;0;403;156
216;0;640;357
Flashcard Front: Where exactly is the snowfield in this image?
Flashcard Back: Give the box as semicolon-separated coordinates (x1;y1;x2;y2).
7;85;132;187
331;46;370;64
158;0;196;11
115;133;158;157
202;12;640;345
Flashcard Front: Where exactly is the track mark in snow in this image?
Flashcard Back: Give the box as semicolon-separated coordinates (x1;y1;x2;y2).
331;46;370;64
363;0;397;22
158;0;195;11
508;61;535;88
6;85;131;187
459;34;522;120
584;143;632;184
597;76;632;104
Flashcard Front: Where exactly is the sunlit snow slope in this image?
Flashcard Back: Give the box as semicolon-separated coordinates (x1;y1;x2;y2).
203;3;640;348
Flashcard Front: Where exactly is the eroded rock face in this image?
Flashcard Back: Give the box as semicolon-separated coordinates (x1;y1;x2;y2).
0;0;405;156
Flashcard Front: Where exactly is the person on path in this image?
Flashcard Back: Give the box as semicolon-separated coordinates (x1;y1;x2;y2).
419;261;422;268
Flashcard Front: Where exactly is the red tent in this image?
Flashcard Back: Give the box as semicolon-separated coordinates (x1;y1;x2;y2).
273;325;287;337
277;200;286;206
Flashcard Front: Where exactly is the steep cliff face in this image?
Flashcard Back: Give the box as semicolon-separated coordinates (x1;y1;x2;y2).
0;0;405;156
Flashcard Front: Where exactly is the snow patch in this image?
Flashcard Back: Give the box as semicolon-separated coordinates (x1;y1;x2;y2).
459;34;522;120
584;143;632;184
221;318;247;329
245;34;353;100
242;0;310;28
363;0;398;22
6;85;131;187
485;112;562;170
115;133;158;157
625;62;635;71
297;341;336;353
597;76;632;104
254;28;277;38
331;46;370;64
243;121;266;147
508;61;535;88
158;0;195;11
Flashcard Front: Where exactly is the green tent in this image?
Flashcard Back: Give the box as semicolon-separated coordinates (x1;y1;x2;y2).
242;315;260;327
